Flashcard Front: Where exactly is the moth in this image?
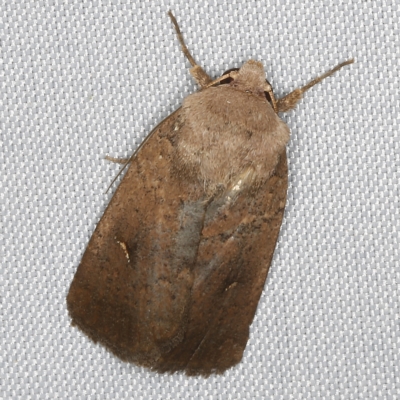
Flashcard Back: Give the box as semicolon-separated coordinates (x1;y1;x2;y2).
67;11;353;376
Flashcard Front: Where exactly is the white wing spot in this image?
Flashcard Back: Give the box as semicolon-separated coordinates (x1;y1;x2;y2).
232;179;242;192
225;282;238;291
116;240;130;263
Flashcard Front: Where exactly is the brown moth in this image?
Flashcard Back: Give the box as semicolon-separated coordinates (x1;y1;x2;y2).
67;11;353;376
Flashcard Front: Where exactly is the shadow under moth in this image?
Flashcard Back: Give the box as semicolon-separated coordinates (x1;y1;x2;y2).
67;11;353;376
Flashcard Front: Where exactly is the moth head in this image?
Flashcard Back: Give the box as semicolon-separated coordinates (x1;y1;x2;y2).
216;60;276;109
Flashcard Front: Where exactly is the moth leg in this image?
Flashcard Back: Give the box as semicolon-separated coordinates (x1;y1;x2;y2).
277;59;354;113
105;155;130;164
168;11;213;88
104;155;132;193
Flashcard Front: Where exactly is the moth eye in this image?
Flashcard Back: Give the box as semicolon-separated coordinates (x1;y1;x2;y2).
264;90;273;104
219;67;239;84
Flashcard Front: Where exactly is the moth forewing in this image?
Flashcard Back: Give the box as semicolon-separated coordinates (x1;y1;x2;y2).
67;11;353;376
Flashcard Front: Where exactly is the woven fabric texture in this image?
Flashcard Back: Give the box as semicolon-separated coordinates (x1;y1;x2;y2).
1;1;399;399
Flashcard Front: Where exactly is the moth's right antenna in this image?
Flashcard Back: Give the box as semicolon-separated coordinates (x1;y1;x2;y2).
277;59;354;113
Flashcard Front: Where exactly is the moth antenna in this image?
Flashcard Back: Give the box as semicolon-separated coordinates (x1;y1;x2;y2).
168;11;212;88
277;58;354;113
167;10;196;68
300;59;354;93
